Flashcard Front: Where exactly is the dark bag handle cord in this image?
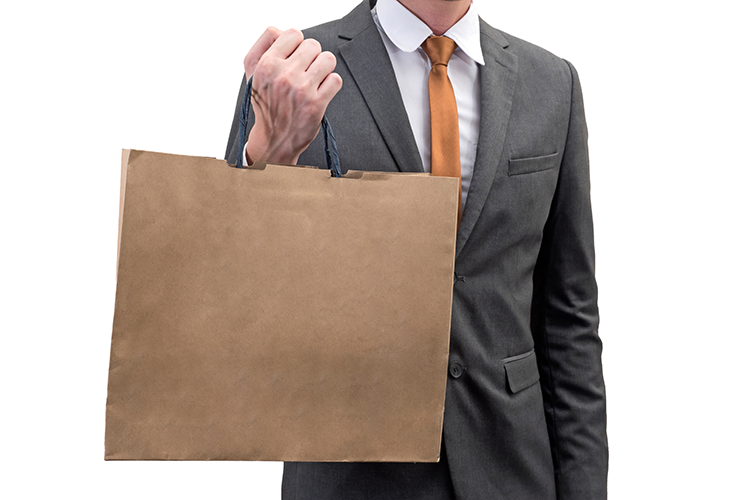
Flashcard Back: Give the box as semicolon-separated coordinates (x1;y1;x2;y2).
237;76;342;178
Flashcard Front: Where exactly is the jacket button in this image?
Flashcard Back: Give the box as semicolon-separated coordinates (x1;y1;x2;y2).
449;362;464;379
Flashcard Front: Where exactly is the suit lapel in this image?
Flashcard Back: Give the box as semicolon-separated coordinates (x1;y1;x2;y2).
334;4;519;246
337;1;423;173
456;21;518;259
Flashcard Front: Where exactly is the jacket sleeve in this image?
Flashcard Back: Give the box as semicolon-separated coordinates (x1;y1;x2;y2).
531;60;608;500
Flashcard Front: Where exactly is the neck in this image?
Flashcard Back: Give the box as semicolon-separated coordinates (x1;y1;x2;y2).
396;0;471;35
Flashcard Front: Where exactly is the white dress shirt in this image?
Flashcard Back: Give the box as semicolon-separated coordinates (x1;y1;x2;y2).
373;0;483;208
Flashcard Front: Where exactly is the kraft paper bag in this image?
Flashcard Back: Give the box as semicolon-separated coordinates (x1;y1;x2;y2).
105;149;459;462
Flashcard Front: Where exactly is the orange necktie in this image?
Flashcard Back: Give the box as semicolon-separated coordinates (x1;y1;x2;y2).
422;35;462;223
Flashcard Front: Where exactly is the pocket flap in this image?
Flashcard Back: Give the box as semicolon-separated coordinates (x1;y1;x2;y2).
504;350;540;393
508;152;559;176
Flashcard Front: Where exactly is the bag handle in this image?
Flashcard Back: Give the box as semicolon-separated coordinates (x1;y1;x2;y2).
237;76;342;178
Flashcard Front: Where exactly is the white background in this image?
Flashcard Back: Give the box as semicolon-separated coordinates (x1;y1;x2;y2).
1;0;748;498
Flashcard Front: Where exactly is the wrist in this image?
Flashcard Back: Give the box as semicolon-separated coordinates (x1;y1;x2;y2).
245;128;301;166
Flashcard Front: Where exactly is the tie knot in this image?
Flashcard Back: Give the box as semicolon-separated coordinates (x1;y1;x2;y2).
421;36;457;67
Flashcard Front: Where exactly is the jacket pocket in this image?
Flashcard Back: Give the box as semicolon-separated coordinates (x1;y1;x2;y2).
508;152;559;176
504;350;540;394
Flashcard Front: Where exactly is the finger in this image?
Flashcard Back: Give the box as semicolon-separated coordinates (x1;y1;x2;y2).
286;38;323;72
265;28;306;60
306;51;337;86
244;26;283;78
317;72;343;104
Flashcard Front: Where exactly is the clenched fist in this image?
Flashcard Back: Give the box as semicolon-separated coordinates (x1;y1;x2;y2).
243;27;343;166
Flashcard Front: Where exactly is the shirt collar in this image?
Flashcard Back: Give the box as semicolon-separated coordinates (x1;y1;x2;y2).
374;0;485;65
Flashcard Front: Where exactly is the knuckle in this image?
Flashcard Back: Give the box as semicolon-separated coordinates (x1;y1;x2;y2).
277;76;292;92
319;51;337;67
286;28;304;42
253;60;272;79
277;70;298;91
301;38;322;53
331;73;343;89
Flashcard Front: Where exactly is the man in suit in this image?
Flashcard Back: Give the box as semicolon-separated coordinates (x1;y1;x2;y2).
225;1;607;498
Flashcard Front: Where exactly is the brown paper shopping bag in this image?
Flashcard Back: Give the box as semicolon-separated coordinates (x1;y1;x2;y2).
105;145;459;461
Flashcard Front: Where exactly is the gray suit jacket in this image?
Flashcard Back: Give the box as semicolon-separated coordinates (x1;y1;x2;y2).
226;1;607;499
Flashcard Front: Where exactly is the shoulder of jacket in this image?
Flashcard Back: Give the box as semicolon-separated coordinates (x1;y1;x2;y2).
302;0;374;45
481;20;571;74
